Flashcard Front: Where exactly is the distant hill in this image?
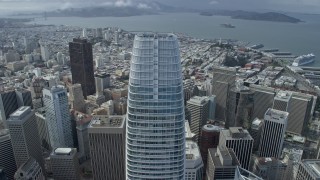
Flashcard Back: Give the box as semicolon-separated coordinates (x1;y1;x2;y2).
200;10;302;23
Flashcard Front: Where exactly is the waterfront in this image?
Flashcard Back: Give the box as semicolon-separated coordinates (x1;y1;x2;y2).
28;12;320;67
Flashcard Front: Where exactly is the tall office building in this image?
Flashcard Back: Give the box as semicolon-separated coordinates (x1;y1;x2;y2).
273;91;292;112
288;92;314;135
40;45;50;61
95;73;110;89
253;157;287;180
206;146;240;180
69;38;95;98
250;118;263;152
226;84;254;129
126;33;185;179
183;79;198;104
15;89;32;109
0;89;18;127
212;66;236;122
187;96;209;142
0;129;17;180
250;85;275;120
69;84;85;113
14;158;45;180
259;108;288;158
50;148;80;180
296;159;320;180
219;127;253;170
7;107;44;170
88;115;125;180
43;86;73;149
199;124;221;178
35;112;51;151
185;141;204;180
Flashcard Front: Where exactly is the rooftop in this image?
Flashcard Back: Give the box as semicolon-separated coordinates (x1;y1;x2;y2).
275;90;292;100
54;148;73;155
10;106;31;119
222;127;253;140
265;108;289;119
187;96;208;105
89;115;125;128
202;124;222;132
302;159;320;178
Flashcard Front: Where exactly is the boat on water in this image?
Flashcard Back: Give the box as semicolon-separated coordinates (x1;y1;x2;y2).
250;44;264;49
220;23;236;28
292;53;315;66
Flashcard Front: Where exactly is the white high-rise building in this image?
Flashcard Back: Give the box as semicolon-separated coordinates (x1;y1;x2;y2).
126;33;185;179
43;86;73;149
40;45;50;61
259;108;288;158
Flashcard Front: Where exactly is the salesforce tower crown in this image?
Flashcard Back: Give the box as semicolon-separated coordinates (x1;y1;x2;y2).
126;33;185;179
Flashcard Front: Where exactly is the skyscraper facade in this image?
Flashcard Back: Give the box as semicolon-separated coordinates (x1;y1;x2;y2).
88;115;125;180
211;66;236;122
219;127;253;170
250;85;275;120
69;38;95;99
0;129;17;180
187;96;209;142
43;86;73;149
7;107;44;170
259;108;288;158
126;33;185;179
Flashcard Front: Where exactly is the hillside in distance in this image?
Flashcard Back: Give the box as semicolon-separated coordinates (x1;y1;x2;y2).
200;10;302;23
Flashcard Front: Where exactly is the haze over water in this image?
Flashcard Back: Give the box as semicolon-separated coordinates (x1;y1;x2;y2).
30;12;320;67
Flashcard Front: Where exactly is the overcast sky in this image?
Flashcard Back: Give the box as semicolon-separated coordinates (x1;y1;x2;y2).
0;0;320;15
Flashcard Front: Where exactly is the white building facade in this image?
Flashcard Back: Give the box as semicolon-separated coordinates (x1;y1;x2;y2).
126;33;185;179
43;86;73;149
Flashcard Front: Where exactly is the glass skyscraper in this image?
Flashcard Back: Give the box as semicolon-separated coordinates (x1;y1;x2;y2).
126;33;185;179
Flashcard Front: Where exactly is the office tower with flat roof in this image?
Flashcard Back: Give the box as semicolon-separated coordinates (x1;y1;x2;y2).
15;89;33;109
226;84;254;129
35;112;51;151
259;108;288;158
88;115;125;180
200;124;221;177
0;129;17;180
183;79;199;104
14;158;45;180
288;92;314;135
253;157;287;180
69;38;95;99
50;148;79;180
69;84;85;113
185;141;204;180
206;146;240;180
43;86;73;149
95;73;111;90
0;89;18;127
71;111;92;162
250;118;263;152
207;96;216;121
127;33;185;179
219;127;253;170
187;96;209;142
250;85;275;120
273;91;292;112
212;66;236;122
296;159;320;180
7;107;44;170
40;45;50;61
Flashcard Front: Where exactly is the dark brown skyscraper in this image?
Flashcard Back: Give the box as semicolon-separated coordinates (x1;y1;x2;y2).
69;38;95;99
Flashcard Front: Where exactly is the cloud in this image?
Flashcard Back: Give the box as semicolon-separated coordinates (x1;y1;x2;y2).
209;1;219;5
114;0;132;7
137;3;151;9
